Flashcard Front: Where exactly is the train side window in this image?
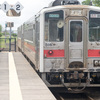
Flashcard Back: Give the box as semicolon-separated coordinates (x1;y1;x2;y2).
45;10;64;42
70;21;82;42
89;11;100;42
33;24;35;30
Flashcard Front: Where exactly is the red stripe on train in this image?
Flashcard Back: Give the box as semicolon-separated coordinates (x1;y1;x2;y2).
24;42;36;52
44;50;64;57
88;50;100;57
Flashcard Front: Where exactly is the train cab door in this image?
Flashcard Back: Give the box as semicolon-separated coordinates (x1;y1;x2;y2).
67;19;87;68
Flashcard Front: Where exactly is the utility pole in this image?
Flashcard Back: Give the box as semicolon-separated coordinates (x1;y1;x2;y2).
6;22;14;52
9;25;11;52
10;25;12;38
90;0;92;5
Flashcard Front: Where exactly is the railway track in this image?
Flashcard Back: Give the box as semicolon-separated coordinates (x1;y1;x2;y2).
50;88;98;100
87;95;94;100
58;93;94;100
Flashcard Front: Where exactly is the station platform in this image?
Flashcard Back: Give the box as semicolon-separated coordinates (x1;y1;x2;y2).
0;52;56;100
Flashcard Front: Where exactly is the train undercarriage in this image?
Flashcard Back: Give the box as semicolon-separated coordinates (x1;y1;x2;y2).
41;72;100;88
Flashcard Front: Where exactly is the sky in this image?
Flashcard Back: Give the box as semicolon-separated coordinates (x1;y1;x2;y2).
0;0;84;31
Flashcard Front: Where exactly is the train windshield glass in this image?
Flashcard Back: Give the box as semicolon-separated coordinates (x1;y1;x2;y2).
45;10;64;42
89;11;100;42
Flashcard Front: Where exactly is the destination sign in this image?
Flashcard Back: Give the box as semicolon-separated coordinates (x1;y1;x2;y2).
49;14;59;18
90;14;100;18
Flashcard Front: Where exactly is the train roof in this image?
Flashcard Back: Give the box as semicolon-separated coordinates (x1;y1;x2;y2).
19;4;100;27
40;5;100;14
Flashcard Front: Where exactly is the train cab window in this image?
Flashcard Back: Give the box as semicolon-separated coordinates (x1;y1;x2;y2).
70;21;82;42
89;11;100;42
45;10;64;42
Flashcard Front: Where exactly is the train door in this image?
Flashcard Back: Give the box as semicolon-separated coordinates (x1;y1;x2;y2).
35;17;40;69
67;19;87;69
69;20;83;62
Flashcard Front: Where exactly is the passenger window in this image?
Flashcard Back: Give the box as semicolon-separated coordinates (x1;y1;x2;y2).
45;10;64;42
70;21;82;42
89;11;100;42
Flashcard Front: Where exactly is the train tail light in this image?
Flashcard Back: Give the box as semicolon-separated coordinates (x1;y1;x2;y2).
48;50;53;55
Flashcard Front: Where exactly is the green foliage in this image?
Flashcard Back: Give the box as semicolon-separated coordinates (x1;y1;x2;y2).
0;33;2;37
82;0;91;5
0;25;2;33
11;33;17;37
92;0;100;7
82;0;100;6
2;32;9;35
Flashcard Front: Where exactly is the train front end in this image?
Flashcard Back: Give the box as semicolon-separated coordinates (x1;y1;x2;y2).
40;3;100;89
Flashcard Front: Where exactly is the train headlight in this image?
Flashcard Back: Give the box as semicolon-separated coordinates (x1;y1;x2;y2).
94;60;99;66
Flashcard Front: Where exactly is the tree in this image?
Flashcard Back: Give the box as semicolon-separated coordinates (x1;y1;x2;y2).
0;25;2;33
11;33;17;37
82;0;100;6
0;33;2;37
92;0;100;7
82;0;91;5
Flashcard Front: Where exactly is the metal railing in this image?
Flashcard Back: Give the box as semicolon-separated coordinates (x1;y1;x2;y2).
0;38;16;52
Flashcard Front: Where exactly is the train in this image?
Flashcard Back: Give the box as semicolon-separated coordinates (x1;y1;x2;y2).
17;0;100;92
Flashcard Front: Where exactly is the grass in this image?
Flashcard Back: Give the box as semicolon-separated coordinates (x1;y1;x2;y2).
0;38;8;48
0;35;17;49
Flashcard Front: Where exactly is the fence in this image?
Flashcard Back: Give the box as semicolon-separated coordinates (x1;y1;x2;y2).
0;38;16;52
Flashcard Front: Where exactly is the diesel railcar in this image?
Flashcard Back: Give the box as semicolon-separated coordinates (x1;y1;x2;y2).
17;0;100;90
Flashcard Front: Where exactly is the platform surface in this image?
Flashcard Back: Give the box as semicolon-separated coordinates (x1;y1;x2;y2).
0;52;56;100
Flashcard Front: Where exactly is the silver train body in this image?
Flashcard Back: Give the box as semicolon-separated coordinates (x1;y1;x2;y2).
17;5;100;88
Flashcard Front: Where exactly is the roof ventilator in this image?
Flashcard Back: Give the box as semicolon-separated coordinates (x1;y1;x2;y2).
49;0;80;7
